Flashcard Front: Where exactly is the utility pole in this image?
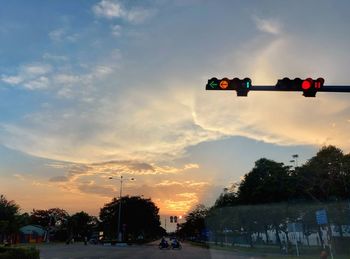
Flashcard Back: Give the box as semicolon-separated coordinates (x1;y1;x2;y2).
109;175;135;242
117;176;123;242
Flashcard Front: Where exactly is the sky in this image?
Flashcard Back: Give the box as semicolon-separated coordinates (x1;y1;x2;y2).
1;0;350;226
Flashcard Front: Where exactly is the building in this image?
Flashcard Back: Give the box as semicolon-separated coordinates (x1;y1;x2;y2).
19;225;46;243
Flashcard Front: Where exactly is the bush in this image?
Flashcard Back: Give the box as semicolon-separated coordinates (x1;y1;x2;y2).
0;247;40;259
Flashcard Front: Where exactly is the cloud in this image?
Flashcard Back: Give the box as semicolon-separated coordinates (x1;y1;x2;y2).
49;28;79;43
2;18;350;170
93;0;124;19
90;160;155;172
45;160;199;204
162;199;197;212
155;180;208;188
176;192;197;199
253;16;281;35
54;74;81;85
111;24;122;37
1;48;120;96
0;82;221;163
43;53;69;62
125;7;155;24
184;163;199;170
1;75;23;85
92;0;155;23
49;29;65;41
155;181;183;187
23;76;50;90
78;182;115;197
13;174;25;181
68;160;157;179
133;180;215;213
23;64;52;75
49;176;69;182
41;159;213;214
49;160;191;185
1;63;52;89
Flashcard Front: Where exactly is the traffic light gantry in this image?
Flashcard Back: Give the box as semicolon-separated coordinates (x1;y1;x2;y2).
206;77;350;97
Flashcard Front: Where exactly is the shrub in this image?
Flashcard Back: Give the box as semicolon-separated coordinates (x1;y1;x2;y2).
0;247;40;259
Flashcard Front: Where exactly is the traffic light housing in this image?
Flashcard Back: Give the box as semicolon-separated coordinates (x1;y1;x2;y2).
206;77;252;96
170;216;173;223
275;77;325;97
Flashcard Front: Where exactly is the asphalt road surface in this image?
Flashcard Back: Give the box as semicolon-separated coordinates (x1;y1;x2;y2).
39;241;263;259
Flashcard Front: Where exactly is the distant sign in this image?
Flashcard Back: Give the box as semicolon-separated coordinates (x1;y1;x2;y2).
316;209;328;225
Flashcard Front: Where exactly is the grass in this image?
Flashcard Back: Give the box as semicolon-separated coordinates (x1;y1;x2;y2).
265;256;349;259
188;241;350;258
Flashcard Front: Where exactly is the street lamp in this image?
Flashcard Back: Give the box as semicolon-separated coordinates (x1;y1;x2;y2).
289;154;299;169
290;160;295;166
292;154;299;167
109;176;135;242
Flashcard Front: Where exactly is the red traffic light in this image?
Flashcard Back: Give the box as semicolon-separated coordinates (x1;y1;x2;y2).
302;78;313;90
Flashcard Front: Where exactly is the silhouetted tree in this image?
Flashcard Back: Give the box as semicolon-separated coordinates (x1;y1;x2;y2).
237;158;292;204
30;208;69;227
99;196;163;241
177;204;208;240
68;211;98;240
0;195;20;241
294;146;350;201
214;184;239;208
30;208;69;241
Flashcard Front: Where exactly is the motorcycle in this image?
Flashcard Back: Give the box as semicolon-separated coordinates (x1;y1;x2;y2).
171;240;182;249
159;240;170;249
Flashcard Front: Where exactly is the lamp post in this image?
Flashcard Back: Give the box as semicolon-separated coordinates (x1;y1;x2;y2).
292;154;299;167
109;176;135;242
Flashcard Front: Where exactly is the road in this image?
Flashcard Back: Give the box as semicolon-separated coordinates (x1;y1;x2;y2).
39;241;263;259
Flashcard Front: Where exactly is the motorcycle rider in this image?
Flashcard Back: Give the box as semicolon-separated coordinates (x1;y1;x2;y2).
171;237;181;248
159;237;169;248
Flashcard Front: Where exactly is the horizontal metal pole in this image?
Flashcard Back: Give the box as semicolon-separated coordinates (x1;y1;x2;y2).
252;85;350;92
318;86;350;92
207;85;350;93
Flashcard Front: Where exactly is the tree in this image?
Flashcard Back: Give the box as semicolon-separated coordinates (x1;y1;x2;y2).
177;204;208;240
99;196;163;241
214;183;240;208
17;212;31;227
68;211;98;239
237;158;292;204
0;195;20;242
295;146;349;201
30;208;69;228
30;208;69;241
